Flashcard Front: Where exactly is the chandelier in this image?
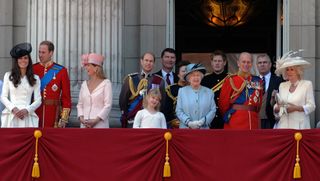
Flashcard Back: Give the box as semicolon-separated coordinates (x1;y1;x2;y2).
201;0;260;27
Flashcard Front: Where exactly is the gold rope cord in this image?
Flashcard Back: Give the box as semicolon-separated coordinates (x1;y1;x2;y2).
229;76;247;100
163;132;172;177
211;77;226;93
293;132;302;179
32;130;42;178
128;76;148;100
165;86;177;105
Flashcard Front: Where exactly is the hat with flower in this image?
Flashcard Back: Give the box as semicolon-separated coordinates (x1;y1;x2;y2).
184;63;206;81
275;50;310;76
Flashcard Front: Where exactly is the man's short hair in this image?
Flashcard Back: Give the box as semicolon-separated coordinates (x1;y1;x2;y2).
210;50;227;62
141;52;155;62
256;54;271;63
40;40;55;52
161;48;176;58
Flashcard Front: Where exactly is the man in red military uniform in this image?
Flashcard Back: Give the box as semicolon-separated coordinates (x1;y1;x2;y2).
219;52;263;129
33;40;71;128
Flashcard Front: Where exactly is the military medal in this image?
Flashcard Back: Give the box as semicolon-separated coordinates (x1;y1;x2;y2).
52;84;58;92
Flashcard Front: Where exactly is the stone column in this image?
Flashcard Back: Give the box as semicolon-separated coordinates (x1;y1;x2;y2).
289;0;317;127
27;0;123;126
315;0;320;127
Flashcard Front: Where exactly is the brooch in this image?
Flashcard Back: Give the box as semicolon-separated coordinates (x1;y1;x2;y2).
52;84;58;92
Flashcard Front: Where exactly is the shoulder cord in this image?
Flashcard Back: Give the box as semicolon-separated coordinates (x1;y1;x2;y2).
128;76;148;100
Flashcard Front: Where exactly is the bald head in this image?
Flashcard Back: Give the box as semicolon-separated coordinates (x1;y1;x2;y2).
237;52;253;73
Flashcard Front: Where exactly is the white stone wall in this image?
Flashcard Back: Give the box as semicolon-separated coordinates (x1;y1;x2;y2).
315;0;320;127
122;0;167;77
0;0;28;79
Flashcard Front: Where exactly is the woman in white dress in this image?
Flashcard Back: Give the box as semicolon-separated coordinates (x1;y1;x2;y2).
1;43;41;127
273;50;316;129
77;53;112;128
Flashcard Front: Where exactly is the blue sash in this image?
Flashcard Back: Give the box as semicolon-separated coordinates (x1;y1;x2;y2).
40;64;63;91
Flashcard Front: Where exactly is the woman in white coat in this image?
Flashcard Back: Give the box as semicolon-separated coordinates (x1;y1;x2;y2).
77;53;112;128
274;50;316;129
1;43;41;127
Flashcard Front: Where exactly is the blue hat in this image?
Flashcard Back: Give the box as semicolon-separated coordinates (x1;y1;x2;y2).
184;63;206;81
10;43;32;58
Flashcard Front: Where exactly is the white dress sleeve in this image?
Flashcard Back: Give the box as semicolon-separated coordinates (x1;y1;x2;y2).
97;79;113;121
133;110;143;128
302;81;316;115
26;75;42;113
77;81;85;118
1;72;16;111
160;112;167;129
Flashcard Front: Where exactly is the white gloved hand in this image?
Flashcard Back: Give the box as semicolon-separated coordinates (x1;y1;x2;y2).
197;119;205;127
188;121;200;129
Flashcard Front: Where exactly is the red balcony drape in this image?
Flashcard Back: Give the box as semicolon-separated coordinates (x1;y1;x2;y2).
0;128;319;181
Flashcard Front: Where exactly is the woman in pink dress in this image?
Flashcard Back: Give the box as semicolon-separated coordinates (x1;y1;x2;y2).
77;53;112;128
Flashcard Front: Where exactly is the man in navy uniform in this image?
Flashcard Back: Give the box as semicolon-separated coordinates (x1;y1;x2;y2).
119;52;165;128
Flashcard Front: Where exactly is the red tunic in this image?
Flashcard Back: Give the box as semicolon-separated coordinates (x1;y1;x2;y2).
219;74;263;129
33;62;72;127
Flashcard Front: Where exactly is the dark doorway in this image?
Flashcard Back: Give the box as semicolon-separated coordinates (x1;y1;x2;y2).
175;0;278;61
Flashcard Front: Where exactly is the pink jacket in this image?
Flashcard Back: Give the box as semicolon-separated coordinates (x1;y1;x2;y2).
77;79;112;128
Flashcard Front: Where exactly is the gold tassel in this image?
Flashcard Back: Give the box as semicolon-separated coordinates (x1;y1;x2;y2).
32;130;42;178
163;132;172;177
293;132;302;179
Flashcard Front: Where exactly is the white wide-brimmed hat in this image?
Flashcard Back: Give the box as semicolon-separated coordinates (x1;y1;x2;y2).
184;63;206;81
275;50;311;76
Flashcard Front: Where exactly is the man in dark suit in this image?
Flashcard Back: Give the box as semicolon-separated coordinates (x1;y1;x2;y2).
154;48;178;87
256;54;283;129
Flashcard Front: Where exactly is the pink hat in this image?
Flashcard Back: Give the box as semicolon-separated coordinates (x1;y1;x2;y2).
81;53;104;67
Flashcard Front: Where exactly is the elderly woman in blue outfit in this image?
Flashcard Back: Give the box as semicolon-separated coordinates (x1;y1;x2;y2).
176;63;216;129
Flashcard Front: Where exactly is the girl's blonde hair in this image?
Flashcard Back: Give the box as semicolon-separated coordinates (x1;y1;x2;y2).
143;88;162;111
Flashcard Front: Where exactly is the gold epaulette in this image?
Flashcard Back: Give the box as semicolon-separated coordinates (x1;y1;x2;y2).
122;72;139;83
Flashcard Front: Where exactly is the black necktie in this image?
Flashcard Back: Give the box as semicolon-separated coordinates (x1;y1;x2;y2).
166;73;171;85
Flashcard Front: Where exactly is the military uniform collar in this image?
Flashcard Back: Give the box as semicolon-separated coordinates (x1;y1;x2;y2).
141;70;151;78
237;71;251;79
40;60;54;68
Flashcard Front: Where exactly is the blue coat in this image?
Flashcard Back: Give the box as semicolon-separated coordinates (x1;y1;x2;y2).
176;86;216;129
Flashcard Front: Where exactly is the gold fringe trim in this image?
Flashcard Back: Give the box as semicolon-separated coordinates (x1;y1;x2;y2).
32;130;42;178
60;108;71;121
163;132;172;177
129;76;148;100
293;132;302;179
